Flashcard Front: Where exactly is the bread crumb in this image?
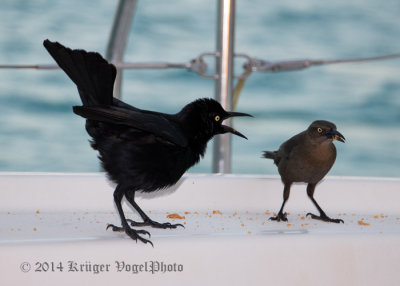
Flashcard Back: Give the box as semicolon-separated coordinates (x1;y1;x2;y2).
241;223;245;227
300;216;305;220
374;215;379;219
213;210;222;215
36;210;40;214
248;231;252;234
286;224;291;227
264;210;271;215
261;222;265;226
358;220;370;226
33;228;37;231
184;211;191;215
233;211;238;216
167;213;185;219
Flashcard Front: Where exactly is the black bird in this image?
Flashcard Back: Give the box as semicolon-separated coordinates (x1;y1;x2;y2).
43;39;251;245
263;120;345;223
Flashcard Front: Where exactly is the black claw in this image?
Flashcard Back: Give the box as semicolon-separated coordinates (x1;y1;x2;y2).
126;218;185;229
269;212;288;222
306;212;344;223
106;223;154;245
106;224;124;232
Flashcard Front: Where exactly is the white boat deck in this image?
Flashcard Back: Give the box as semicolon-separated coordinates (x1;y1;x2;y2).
1;173;400;285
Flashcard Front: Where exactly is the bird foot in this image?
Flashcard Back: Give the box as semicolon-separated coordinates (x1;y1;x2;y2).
106;224;153;246
269;212;288;222
306;213;344;224
127;219;185;229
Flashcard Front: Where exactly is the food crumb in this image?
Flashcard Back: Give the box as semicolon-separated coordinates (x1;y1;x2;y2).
264;210;271;215
213;210;223;215
166;213;185;219
261;222;265;226
286;224;291;227
36;210;40;214
248;231;252;234
247;217;253;221
241;223;245;227
33;227;37;231
194;211;199;215
374;215;379;219
184;211;191;215
358;220;370;226
300;216;305;220
233;211;238;216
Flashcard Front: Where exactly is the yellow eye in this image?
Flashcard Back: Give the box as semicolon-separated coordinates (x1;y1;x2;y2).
215;115;220;122
317;128;323;133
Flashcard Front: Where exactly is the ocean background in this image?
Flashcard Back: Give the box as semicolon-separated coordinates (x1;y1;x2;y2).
0;0;399;177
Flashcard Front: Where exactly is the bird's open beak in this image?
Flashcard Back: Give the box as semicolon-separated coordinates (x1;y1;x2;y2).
327;129;346;143
221;111;253;140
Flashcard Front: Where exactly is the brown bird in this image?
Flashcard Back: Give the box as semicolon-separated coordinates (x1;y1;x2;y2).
263;120;345;223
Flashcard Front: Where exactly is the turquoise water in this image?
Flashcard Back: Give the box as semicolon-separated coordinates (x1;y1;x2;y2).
0;0;399;177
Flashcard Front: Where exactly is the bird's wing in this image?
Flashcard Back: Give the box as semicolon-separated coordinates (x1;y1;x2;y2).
279;132;305;159
73;105;188;147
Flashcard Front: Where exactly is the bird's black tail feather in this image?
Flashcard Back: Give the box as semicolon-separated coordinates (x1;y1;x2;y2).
262;151;276;160
43;39;116;106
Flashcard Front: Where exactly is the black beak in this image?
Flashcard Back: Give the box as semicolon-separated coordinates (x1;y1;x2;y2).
327;129;346;143
221;111;253;140
225;111;253;119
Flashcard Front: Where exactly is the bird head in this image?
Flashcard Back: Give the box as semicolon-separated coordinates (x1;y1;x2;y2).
308;120;345;143
179;98;252;141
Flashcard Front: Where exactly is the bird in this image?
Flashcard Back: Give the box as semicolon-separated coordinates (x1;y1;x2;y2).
262;120;345;223
43;39;252;245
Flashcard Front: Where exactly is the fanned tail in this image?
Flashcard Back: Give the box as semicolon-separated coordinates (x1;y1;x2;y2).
43;39;116;107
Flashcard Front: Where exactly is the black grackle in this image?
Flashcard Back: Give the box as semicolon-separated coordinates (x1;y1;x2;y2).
44;39;252;245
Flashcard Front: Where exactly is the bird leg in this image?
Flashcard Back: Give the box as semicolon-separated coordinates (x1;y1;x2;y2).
106;185;154;246
270;183;291;222
125;191;184;229
306;183;344;223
